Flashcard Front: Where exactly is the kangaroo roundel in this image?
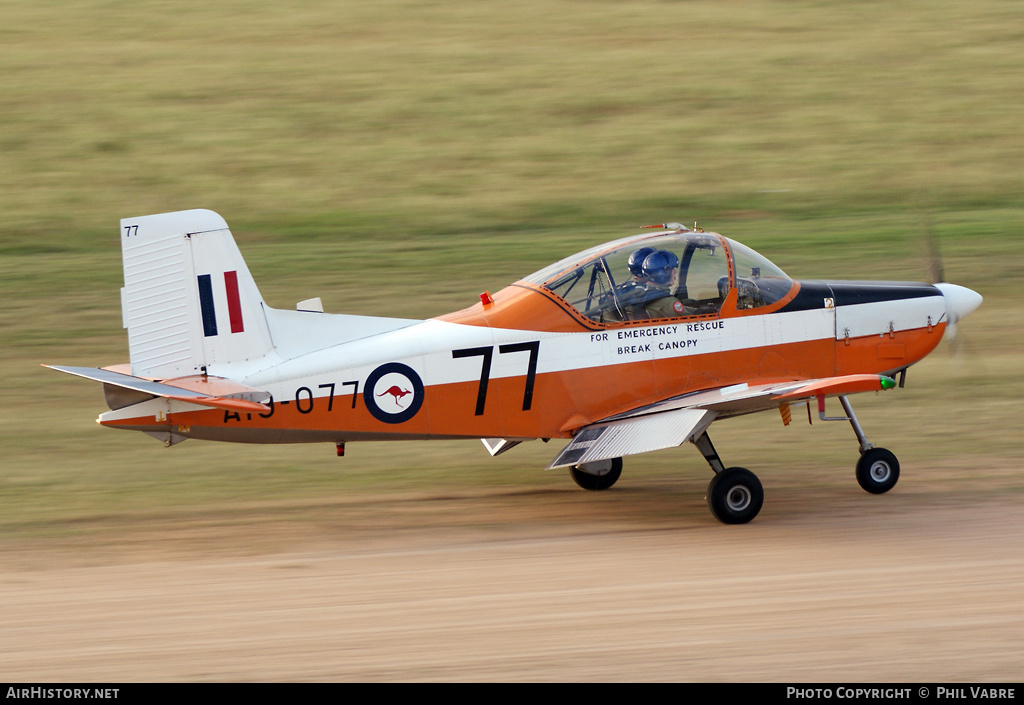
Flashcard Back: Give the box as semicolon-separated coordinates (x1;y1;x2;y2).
364;363;424;424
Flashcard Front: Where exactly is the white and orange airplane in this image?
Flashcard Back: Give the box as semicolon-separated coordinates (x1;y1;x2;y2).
48;209;982;523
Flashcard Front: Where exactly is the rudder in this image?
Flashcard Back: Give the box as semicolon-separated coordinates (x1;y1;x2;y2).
120;209;273;378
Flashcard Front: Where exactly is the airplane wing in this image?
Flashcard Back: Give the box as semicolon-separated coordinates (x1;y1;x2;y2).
548;374;894;469
44;365;271;413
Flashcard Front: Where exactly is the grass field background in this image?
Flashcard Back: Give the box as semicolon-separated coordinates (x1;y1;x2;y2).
2;0;1021;538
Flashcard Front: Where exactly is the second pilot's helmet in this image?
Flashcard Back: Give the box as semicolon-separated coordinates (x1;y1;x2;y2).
642;250;679;286
627;247;656;277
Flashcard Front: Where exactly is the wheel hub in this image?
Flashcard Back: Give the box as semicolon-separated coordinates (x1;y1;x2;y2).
577;459;613;477
726;485;752;512
870;461;891;483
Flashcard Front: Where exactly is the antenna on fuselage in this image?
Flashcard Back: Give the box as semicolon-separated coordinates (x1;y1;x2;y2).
640;222;687;232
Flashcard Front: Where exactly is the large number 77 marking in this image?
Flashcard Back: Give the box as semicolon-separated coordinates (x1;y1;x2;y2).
452;341;540;416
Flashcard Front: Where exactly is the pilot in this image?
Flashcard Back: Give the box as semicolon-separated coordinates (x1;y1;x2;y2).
609;246;656;320
627;247;656;281
641;250;688;318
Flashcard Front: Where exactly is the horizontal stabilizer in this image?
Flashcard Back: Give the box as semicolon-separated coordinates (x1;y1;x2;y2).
44;365;270;413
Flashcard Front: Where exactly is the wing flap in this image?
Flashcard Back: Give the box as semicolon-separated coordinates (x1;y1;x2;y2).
548;408;716;469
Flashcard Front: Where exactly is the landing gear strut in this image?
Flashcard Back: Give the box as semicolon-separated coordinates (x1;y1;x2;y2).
695;431;764;525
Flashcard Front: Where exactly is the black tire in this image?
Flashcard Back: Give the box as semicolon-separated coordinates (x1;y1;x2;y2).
856;447;900;494
706;467;764;524
570;457;623;491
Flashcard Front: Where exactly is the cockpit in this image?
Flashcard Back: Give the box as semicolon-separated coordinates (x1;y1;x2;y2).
521;230;794;324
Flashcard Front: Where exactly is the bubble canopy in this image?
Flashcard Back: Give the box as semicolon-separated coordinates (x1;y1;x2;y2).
521;230;794;323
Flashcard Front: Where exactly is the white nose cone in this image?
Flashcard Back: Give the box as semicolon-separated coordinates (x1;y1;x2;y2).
935;283;982;339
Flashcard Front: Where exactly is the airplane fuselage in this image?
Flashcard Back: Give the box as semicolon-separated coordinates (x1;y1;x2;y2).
98;278;947;444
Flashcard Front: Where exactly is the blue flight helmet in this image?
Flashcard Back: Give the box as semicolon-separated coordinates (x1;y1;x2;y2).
627;247;656;277
642;250;679;286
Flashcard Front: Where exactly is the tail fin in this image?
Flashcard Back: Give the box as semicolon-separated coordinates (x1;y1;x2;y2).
120;209;273;378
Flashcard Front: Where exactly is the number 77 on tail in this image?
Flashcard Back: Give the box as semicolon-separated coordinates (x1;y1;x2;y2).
48;210;981;524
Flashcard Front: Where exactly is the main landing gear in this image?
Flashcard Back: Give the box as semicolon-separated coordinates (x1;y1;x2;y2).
693;394;900;525
570;457;623;491
707;467;764;525
694;431;765;524
567;395;898;525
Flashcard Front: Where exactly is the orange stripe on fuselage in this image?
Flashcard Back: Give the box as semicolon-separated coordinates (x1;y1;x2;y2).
835;322;945;376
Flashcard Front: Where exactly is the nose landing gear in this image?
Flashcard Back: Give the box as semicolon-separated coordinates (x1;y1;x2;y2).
855;447;900;494
828;395;900;495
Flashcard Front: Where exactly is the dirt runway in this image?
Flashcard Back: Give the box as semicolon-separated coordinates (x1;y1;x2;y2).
2;480;1022;681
